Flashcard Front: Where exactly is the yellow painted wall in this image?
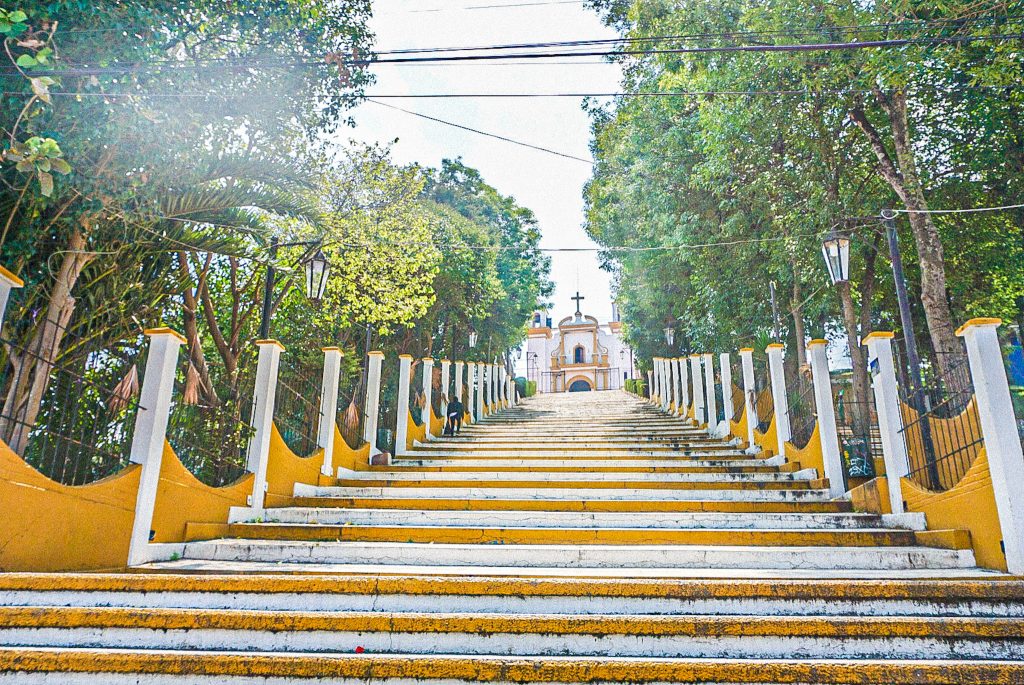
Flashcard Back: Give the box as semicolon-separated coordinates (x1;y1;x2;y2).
151;442;252;543
848;450;1007;572
406;410;426;451
332;424;371;470
264;423;332;508
899;399;983;490
729;405;749;449
753;416;778;457
0;438;138;572
784;422;825;478
429;407;444;438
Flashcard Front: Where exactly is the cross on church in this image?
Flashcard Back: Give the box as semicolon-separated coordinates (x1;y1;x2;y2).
571;291;585;314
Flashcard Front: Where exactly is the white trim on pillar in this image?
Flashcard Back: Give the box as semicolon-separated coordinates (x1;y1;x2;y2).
807;340;845;498
679;357;690;418
690;355;705;426
317;347;342;477
394;355;413;458
440;359;451;423
720;353;734;425
127;328;185;567
766;344;791;457
420;358;435;439
475;362;485;421
454;361;465;404
958;318;1024;574
703;353;718;436
246;339;284;510
864;332;909;515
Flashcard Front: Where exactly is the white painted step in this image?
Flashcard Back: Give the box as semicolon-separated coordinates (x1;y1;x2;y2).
390;456;786;469
177;539;977;571
241;508;893;530
405;449;752;458
338;470;816;483
294;484;833;502
2;615;1020;660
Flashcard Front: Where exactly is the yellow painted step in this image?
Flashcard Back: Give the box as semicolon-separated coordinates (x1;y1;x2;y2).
367;464;800;474
3;649;1022;683
335;479;821;491
288;497;854;513
3;573;1020;602
1;606;1017;640
224;523;920;547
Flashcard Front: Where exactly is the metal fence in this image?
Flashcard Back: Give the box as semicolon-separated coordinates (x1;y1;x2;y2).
0;319;145;485
275;361;323;457
786;378;817;450
834;386;880;489
731;382;744;421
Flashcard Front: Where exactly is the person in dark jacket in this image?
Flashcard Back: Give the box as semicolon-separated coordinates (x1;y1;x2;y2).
445;397;464;436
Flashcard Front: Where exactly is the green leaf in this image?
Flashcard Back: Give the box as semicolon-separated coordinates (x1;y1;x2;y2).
15;54;37;68
15;159;33;172
50;158;71;175
29;77;50;103
38;170;53;197
8;11;27;22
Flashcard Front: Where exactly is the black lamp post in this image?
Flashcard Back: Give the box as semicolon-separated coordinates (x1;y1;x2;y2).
258;237;330;339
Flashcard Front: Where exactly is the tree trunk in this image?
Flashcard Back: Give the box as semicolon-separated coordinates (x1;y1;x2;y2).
1;229;93;454
850;93;962;380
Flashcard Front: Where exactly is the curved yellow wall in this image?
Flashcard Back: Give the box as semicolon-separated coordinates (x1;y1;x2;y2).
784;421;825;478
332;423;371;471
151;442;252;544
406;410;426;450
264;423;332;508
729;405;749;449
901;449;1006;571
0;438;138;572
899;399;983;490
754;416;778;457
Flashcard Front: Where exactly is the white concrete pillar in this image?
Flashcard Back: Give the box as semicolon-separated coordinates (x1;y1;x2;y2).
958;318;1024;574
483;363;491;413
475;362;485;420
363;351;384;455
246;339;284;510
807;340;845;498
420;357;434;439
720;353;734;424
690;355;705;425
127;328;185;567
666;358;676;411
394;354;413;457
0;265;24;336
739;348;758;452
703;353;718;435
440;359;451;422
766;344;791;457
454;361;465;404
864;332;909;515
492;363;500;410
678;357;690;416
317;347;342;477
661;358;669;407
673;358;683;416
646;369;653;401
650;359;659;403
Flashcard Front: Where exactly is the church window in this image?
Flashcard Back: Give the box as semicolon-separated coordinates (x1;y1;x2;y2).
573;345;585;364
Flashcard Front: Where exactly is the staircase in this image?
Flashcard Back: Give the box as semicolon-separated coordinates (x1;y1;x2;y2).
2;391;1022;683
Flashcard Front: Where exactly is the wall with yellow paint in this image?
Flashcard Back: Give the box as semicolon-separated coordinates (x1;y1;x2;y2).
0;438;138;572
729;405;749;449
848;450;1007;572
151;442;252;543
784;422;825;478
332;424;371;470
899;399;983;490
406;410;426;451
264;423;332;508
753;416;778;457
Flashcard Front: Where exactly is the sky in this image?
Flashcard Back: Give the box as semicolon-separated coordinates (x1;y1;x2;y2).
345;0;623;335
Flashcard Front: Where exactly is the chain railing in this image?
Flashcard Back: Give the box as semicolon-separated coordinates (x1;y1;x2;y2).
0;319;145;485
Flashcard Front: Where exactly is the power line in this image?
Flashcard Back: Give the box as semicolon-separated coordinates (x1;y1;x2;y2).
366;99;595;164
886;202;1024;215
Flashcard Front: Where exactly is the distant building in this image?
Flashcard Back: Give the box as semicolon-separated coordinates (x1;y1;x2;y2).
526;293;638;393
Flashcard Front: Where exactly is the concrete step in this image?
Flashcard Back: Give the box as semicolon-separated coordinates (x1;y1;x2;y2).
2;608;1022;660
378;458;791;472
221;522;923;547
4;648;1023;684
174;539;977;570
246;509;890;530
336;470;815;484
295;484;832;502
288;496;855;513
400;450;758;460
4;574;1018;616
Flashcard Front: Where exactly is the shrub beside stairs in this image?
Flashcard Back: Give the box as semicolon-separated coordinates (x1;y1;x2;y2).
1;392;1022;683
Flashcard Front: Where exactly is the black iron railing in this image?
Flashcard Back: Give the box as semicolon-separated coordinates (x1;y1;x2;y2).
787;380;817;450
835;387;880;489
275;364;323;457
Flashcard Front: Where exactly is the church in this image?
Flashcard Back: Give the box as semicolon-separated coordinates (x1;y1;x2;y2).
526;293;638;393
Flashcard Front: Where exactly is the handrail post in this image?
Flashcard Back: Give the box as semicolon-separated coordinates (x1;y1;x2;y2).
363;351;384;457
394;355;413;457
127;328;185;567
246;339;284;510
807;340;845;498
766;343;791;457
958;318;1024;573
440;359;451;424
475;362;485;421
704;353;718;436
720;353;734;426
317;347;342;477
678;357;690;418
420;357;434;439
690;355;705;426
864;332;909;515
739;348;758;453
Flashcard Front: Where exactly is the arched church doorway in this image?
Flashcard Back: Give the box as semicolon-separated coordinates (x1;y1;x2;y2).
568;379;592;392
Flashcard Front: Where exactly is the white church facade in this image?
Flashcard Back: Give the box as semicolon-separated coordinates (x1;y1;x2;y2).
526;294;639;393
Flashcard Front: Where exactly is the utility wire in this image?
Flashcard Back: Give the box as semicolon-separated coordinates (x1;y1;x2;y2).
886;202;1024;215
366;99;595;164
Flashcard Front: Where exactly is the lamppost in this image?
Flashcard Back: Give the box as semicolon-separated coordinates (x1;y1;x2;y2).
663;325;675;349
821;216;938;484
259;237;330;339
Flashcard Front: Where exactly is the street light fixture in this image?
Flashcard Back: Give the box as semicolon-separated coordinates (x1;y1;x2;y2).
304;249;330;302
468;328;478;349
663;326;675;348
259;237;330;339
821;230;851;285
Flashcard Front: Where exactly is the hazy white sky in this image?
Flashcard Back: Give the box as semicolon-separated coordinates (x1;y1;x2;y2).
346;0;623;330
